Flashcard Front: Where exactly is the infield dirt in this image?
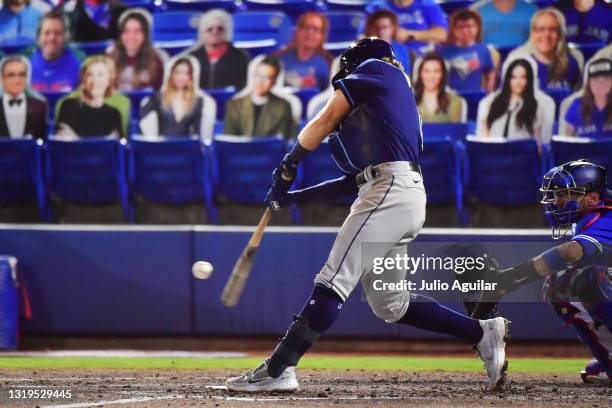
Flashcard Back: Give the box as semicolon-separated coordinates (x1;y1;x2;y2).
0;368;610;407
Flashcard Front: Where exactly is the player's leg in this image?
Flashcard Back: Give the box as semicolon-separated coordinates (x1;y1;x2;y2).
226;175;403;392
568;265;612;381
224;283;343;392
551;301;612;382
361;241;482;343
570;265;612;331
361;241;510;389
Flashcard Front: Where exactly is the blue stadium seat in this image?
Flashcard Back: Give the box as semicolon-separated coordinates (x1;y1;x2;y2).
439;0;474;15
0;37;34;54
323;0;367;11
163;0;239;12
0;138;44;217
128;136;216;222
293;88;319;119
324;11;365;55
546;88;572;117
207;88;236;121
214;120;224;136
421;137;467;224
531;0;557;8
551;136;612;172
121;0;157;11
153;11;201;55
569;42;606;62
465;138;543;205
40;91;70;122
72;41;113;56
496;46;514;63
233;11;292;56
125;89;155;121
422;123;468;141
45;137;129;218
212;135;288;207
242;0;323;20
457;89;486;121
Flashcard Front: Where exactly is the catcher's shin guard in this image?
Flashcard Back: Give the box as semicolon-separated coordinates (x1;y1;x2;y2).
570;265;612;331
551;301;612;379
267;315;321;378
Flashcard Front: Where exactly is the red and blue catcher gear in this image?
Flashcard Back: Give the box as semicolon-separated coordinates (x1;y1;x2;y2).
544;267;612;382
550;300;612;381
572;201;612;266
540;160;609;239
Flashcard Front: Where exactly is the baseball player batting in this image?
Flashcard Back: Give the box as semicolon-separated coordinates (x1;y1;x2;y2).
470;159;612;383
225;38;509;392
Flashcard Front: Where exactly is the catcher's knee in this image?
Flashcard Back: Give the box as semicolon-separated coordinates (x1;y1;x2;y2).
362;283;410;323
571;265;612;303
550;301;582;325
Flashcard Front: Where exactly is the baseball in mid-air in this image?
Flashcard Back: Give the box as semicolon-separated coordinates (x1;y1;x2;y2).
192;261;214;279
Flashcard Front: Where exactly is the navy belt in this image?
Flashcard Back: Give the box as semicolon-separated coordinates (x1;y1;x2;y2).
356;162;421;187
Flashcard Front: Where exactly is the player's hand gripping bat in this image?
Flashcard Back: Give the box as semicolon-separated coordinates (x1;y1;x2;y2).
220;208;272;307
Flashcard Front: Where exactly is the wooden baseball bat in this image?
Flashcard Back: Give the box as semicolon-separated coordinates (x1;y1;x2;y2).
220;208;272;307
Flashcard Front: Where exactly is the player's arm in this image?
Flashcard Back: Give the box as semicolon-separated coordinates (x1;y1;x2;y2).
471;241;586;318
533;241;584;277
297;89;351;150
489;241;585;297
264;90;351;210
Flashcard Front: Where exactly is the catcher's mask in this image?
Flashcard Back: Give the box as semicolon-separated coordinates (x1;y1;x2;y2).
540;159;608;239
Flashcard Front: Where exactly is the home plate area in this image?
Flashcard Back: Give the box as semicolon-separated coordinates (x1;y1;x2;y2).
1;368;610;408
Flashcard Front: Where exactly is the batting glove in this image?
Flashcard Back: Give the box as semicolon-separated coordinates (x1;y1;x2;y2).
264;190;296;211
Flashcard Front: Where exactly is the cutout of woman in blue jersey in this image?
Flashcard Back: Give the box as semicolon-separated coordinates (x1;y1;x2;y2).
562;57;612;138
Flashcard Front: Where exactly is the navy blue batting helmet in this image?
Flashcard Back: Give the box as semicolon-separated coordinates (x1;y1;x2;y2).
332;37;397;88
540;159;608;238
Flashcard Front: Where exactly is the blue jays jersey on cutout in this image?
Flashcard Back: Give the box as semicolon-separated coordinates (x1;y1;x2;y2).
331;59;423;174
572;201;612;268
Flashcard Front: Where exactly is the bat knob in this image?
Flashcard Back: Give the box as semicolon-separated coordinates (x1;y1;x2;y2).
281;170;293;182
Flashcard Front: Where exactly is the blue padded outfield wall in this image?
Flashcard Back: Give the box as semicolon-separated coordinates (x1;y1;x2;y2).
0;225;577;340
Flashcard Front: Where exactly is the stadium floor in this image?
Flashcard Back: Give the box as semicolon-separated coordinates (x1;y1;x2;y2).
0;354;610;407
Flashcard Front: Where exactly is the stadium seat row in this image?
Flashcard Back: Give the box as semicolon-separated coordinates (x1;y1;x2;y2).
115;0;561;15
2;134;611;225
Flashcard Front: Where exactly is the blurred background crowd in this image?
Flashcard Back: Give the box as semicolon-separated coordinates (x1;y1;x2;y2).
0;0;611;226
